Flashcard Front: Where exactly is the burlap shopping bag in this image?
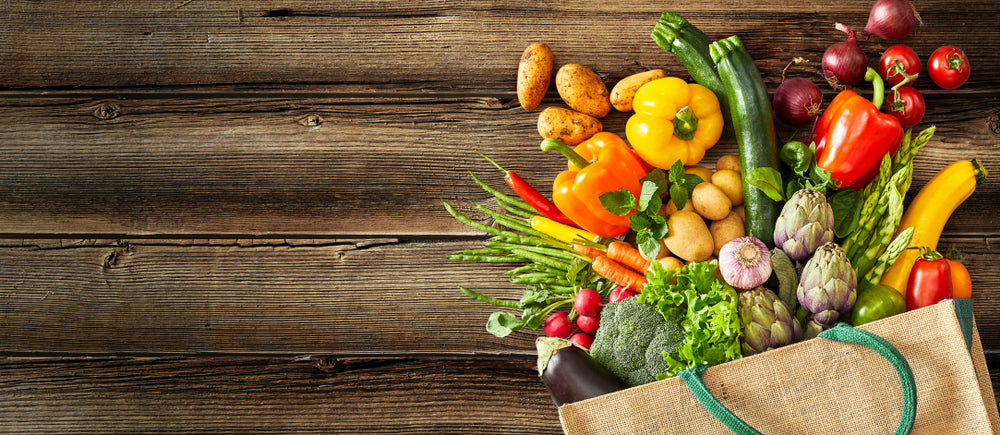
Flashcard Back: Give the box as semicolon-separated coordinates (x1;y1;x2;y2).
558;299;1000;434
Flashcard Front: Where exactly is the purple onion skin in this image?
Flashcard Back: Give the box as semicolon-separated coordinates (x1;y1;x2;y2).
864;0;917;40
773;77;823;127
823;23;868;88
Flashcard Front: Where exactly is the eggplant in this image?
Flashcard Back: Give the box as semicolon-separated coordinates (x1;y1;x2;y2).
536;337;627;406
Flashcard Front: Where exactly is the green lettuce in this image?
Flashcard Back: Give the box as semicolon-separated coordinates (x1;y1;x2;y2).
639;260;742;379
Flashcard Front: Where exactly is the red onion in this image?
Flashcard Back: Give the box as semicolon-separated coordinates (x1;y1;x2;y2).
822;23;868;89
864;0;920;40
773;59;823;127
719;237;772;290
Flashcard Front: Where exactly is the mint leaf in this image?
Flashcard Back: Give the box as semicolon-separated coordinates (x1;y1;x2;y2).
669;184;690;210
486;311;524;338
649;219;669;239
636;230;661;260
746;167;786;202
668;160;686;183
629;211;656;232
639;180;664;212
599;188;636;216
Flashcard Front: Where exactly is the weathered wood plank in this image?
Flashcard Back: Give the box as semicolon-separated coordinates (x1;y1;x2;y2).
1;1;998;91
0;356;561;434
1;354;998;434
1;237;999;355
1;95;997;236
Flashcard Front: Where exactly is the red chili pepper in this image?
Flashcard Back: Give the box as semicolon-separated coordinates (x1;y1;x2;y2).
810;68;905;191
477;150;578;227
905;248;953;311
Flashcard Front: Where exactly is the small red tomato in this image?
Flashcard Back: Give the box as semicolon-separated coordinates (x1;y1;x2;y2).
879;45;921;87
886;86;925;128
906;250;953;311
928;46;971;89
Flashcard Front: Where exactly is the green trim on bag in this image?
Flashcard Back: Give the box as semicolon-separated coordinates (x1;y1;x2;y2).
679;322;916;435
953;298;974;353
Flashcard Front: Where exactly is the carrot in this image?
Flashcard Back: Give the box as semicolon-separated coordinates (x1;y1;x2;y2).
607;241;650;273
592;255;648;291
572;243;605;259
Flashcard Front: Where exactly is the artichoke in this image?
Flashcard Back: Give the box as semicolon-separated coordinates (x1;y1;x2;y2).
738;287;803;355
797;242;857;328
773;189;835;261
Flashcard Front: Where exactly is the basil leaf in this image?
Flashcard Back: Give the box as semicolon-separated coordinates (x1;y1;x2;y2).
779;141;813;176
599;188;636;216
746;167;786;202
828;188;860;238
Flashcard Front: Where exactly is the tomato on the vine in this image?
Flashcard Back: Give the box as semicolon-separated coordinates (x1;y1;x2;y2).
886;86;925;128
928;46;971;89
879;45;920;87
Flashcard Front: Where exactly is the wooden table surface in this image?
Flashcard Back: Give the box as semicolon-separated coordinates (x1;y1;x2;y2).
2;1;999;432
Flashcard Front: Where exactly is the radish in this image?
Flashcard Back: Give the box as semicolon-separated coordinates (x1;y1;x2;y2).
607;286;637;303
574;288;603;317
576;315;600;335
544;311;573;338
570;332;594;350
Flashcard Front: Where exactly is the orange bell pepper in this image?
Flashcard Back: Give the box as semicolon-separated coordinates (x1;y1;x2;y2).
540;132;649;238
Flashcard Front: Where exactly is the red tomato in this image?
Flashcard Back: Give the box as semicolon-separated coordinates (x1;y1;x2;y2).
928;46;971;89
879;45;921;87
886;86;925;128
906;252;953;311
946;259;972;299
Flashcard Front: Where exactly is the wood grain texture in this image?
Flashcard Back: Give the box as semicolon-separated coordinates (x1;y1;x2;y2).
1;354;999;434
1;1;998;91
1;95;998;236
2;237;999;355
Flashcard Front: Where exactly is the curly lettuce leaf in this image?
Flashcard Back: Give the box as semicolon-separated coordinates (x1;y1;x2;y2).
639;260;742;379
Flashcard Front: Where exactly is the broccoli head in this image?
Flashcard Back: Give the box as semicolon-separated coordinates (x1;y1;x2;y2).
589;296;685;387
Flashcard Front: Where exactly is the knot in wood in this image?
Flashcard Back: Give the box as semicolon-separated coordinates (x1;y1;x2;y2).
93;103;120;120
988;109;1000;135
299;113;324;128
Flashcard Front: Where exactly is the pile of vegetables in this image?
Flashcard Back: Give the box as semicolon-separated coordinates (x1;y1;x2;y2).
448;4;985;407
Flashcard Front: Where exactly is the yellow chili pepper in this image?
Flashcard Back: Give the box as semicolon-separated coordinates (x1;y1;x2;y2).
625;76;724;169
530;215;599;245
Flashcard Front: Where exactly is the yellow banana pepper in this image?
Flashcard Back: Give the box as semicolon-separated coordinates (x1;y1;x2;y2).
625;76;724;169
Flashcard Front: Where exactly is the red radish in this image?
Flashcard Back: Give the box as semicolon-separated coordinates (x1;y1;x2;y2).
544;311;573;338
570;333;594;350
576;315;600;335
574;288;603;317
607;286;637;303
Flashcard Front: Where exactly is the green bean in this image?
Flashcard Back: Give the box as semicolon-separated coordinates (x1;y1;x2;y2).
467;171;536;214
509;275;568;286
495;198;538;220
443;200;510;238
511;248;572;270
473;203;538;236
460;286;521;308
447;254;522;263
453;248;509;256
485;241;576;262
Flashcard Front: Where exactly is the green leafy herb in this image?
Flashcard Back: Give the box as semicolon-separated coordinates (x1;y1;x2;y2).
828;188;860;238
746;167;786;201
639;260;742;378
666;160;703;210
598;165;682;260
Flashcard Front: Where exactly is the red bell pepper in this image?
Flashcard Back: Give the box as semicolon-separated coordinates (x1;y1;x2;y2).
811;68;905;191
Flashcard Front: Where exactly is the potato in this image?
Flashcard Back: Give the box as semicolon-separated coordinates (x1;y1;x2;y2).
664;210;714;263
537;107;603;145
657;256;685;271
660;196;695;216
610;69;667;112
685;165;714;184
716;154;741;173
517;43;554;111
556;63;612;118
710;169;744;206
710;211;745;256
691;182;732;221
733;204;746;222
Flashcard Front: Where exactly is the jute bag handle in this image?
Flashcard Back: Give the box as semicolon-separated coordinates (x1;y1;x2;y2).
678;322;918;435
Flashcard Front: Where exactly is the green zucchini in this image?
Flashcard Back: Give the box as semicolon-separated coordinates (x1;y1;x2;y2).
709;35;782;247
650;12;732;130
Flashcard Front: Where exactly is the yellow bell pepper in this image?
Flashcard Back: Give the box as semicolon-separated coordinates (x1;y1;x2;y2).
625;76;724;169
